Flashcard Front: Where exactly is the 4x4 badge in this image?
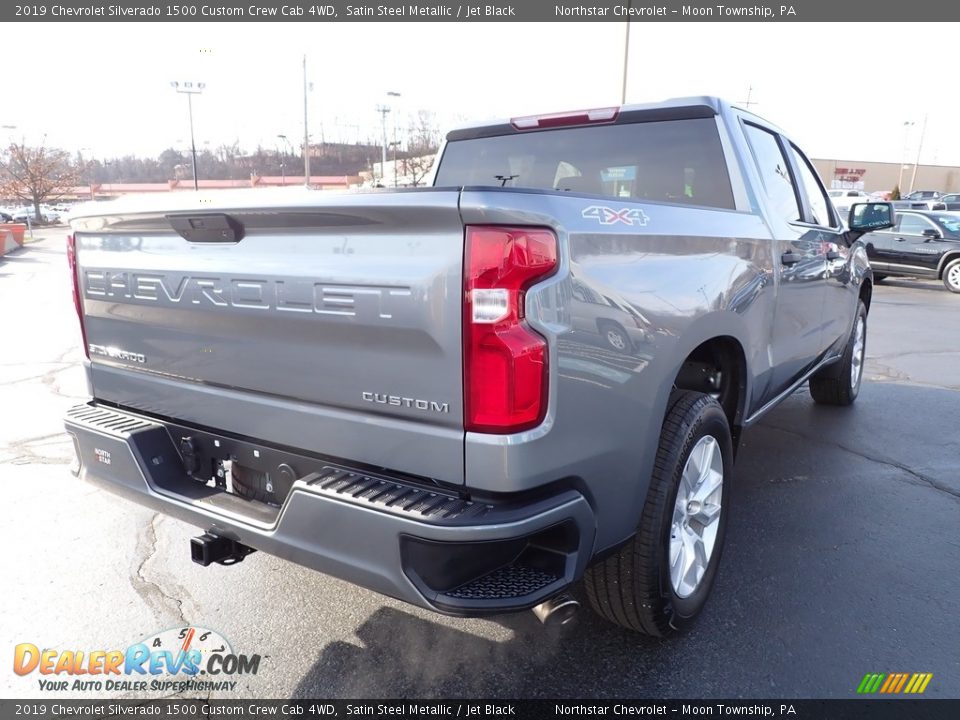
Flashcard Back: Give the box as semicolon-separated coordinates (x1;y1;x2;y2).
582;205;650;226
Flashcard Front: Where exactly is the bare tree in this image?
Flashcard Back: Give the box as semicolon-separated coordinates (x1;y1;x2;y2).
0;141;85;221
400;111;442;187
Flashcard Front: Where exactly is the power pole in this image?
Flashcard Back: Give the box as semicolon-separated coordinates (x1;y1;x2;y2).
375;104;391;185
387;91;401;187
739;86;758;110
303;55;310;187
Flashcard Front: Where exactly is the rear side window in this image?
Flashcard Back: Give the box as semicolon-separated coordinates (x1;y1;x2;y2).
434;118;735;210
743;124;802;224
898;214;935;235
789;144;836;228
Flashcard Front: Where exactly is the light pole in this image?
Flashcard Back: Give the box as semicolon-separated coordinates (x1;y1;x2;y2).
277;135;294;186
170;81;205;191
620;2;632;104
375;104;391;185
387;91;401;186
908;114;928;195
898;120;914;195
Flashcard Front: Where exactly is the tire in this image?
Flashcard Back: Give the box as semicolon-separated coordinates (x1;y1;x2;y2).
872;274;887;283
598;321;633;353
943;259;960;294
810;300;867;406
585;390;733;636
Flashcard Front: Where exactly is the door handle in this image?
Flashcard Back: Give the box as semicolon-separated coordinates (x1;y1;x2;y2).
895;237;907;242
826;249;841;260
781;251;802;266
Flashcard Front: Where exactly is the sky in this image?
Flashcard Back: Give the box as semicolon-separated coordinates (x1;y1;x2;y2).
3;22;957;167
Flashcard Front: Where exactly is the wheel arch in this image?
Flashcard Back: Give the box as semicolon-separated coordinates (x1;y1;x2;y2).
665;323;750;454
937;251;960;279
859;277;873;314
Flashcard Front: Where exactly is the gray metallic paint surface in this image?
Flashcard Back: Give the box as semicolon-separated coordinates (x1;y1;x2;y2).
459;190;778;550
75;191;467;484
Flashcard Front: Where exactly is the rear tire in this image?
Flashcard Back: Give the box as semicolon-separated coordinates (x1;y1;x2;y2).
810;301;867;406
943;259;960;294
585;390;732;636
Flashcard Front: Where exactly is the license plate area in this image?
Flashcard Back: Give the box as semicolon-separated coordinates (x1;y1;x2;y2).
169;425;321;508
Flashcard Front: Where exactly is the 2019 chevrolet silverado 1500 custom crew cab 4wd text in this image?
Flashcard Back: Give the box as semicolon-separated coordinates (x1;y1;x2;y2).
64;97;893;635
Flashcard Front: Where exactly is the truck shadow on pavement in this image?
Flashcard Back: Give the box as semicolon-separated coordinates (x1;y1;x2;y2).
290;604;665;698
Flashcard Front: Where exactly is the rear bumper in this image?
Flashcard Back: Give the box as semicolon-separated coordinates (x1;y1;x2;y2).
64;403;596;615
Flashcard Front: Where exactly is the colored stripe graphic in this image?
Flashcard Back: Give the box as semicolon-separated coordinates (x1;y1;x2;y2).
857;672;932;694
887;673;908;694
894;673;910;693
857;674;885;694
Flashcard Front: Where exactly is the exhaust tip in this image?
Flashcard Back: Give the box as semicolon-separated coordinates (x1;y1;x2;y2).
532;593;580;627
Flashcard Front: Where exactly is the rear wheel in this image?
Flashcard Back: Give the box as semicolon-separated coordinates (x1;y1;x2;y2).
585;390;732;636
810;301;866;406
943;259;960;294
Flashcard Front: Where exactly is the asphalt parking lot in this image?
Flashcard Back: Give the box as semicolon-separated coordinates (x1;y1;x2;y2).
1;231;958;700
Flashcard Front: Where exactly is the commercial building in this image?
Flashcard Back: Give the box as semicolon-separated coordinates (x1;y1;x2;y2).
812;159;960;194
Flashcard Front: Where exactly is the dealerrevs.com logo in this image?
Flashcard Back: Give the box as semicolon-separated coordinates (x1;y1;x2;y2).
13;627;262;693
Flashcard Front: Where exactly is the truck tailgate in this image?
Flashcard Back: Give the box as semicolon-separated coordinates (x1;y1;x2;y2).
71;190;466;484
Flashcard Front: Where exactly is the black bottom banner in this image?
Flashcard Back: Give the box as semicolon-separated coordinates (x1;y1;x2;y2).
1;700;958;720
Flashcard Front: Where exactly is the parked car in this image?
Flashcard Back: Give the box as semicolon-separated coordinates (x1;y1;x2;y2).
569;275;653;352
937;193;960;210
891;190;946;211
63;96;892;636
0;210;12;223
861;210;960;293
828;189;870;214
11;206;60;224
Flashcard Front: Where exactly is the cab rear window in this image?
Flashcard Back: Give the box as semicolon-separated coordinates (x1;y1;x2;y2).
434;118;735;210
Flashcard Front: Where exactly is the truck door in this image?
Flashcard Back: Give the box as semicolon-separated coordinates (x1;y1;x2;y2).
890;212;942;276
862;220;897;273
786;143;854;355
742;122;827;401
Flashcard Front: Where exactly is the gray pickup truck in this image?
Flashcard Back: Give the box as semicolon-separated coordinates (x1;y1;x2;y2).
64;97;893;636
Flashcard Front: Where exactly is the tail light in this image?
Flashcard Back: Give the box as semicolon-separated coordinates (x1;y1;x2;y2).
464;226;558;433
66;233;89;358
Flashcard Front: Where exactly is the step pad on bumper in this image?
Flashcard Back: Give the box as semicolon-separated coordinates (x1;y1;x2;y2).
307;468;491;522
447;565;561;600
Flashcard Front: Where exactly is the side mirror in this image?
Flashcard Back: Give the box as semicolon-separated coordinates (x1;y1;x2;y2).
922;228;941;240
847;202;895;239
